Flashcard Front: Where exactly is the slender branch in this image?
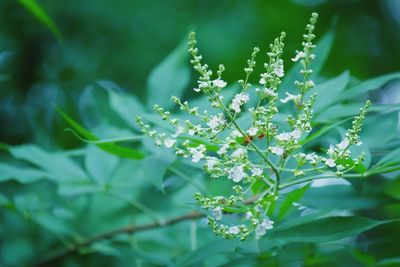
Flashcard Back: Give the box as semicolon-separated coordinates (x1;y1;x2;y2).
215;96;280;180
279;172;365;189
36;212;204;267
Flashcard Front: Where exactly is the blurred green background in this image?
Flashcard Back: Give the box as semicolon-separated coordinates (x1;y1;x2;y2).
1;0;399;146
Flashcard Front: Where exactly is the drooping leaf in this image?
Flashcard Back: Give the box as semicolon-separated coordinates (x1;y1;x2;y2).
147;37;190;110
57;108;145;159
0;162;48;183
277;183;311;221
340;72;400;100
270;216;391;243
6;144;87;183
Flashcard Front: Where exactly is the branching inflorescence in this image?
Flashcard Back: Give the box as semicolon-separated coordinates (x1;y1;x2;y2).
136;13;370;240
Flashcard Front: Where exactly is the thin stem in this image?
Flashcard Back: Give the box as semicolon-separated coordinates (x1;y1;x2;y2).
36;212;204;267
279;172;365;189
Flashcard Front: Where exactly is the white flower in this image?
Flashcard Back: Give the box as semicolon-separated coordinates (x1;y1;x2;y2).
251;167;263;177
327;145;335;155
193;87;201;92
270;146;284;156
228;165;246;182
231;130;243;138
230;93;249;113
291;50;306;62
199;81;209;88
228;225;240;235
188;129;195;136
274;65;284;77
245;211;253;219
280;92;300;104
206;157;219;170
264;88;277;97
306;153;317;164
337;139;349;150
172;125;185;138
256;218;274;239
164;138;176;148
217;143;229;155
325;158;336;168
259;77;266;85
212;206;222;220
212;78;227;88
275;132;291;141
247;127;258;136
231;148;246;158
207;115;226;133
291;128;302;139
189;144;206;163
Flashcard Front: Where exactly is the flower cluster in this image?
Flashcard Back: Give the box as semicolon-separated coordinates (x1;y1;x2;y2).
136;13;370;240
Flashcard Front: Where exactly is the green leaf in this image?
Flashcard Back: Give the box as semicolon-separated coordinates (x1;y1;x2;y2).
107;89;145;130
277;183;310;221
140;148;176;191
57;108;145;159
147;37;190;110
85;146;119;184
340;72;400;100
376;257;400;267
6;144;87;183
174;240;240;267
270;216;390;243
17;0;62;41
308;71;350;115
0;162;47;183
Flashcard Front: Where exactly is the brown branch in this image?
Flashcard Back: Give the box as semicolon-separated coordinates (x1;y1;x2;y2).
36;212;204;267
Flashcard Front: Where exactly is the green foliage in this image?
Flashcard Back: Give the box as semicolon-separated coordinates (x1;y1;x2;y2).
0;9;400;267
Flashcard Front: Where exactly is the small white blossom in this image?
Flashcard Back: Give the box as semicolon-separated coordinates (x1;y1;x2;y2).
228;165;246;182
245;211;253;219
275;132;291;141
270;146;284;156
264;88;277;97
306;153;318;164
255;218;274;239
291;50;306;62
217;143;229;155
228;226;240;235
164;138;176;148
231;148;246;158
172;125;185;138
259;77;266;85
230;93;249;113
274;65;284;77
251;167;263;177
291;128;302;139
231;130;243;138
189;144;206;163
327;145;335;155
280;92;300;104
247;127;258;136
325;158;336;168
212;78;227;88
212;206;222;220
337;139;349;150
206;157;219;170
207;115;226;133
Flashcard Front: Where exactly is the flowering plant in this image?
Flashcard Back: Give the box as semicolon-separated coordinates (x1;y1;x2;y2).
137;13;371;240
